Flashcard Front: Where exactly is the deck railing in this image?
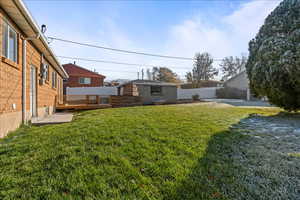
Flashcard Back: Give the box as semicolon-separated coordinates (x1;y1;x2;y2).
56;95;142;110
61;95;110;105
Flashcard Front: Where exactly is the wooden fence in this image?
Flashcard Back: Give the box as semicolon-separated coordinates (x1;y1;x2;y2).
110;95;142;107
58;95;142;110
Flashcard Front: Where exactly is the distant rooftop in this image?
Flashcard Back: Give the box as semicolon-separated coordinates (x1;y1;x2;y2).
118;79;177;87
63;63;106;78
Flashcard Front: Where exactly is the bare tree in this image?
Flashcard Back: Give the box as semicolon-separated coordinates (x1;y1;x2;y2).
146;69;152;80
149;67;180;83
220;55;247;81
192;52;218;83
152;67;159;81
185;72;193;82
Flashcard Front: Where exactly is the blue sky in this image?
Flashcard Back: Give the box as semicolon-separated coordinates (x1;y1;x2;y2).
24;0;281;80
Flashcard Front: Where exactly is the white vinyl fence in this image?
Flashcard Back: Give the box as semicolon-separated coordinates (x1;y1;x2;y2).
177;87;221;100
67;86;219;101
66;87;118;96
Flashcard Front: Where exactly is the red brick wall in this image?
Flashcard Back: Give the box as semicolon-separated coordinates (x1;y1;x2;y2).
64;76;104;88
25;43;63;116
0;10;64;121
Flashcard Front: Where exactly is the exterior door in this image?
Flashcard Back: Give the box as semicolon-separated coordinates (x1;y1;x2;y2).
30;66;37;117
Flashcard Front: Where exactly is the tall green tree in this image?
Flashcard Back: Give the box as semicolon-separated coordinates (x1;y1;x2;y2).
246;0;300;111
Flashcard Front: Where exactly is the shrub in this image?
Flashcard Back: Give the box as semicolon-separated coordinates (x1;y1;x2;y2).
192;94;200;101
246;0;300;111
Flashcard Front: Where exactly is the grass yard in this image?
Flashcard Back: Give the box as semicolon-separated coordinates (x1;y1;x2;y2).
1;104;298;199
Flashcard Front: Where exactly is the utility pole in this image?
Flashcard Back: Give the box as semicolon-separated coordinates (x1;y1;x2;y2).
137;71;140;80
141;69;144;80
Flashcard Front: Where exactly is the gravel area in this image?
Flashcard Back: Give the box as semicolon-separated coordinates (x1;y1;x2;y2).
225;113;300;200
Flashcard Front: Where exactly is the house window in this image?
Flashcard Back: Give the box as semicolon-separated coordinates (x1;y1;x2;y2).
2;21;18;62
52;71;57;88
45;64;49;81
41;63;49;81
79;77;91;84
151;86;162;96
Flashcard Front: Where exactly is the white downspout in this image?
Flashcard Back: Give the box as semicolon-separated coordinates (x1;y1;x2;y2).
22;39;27;124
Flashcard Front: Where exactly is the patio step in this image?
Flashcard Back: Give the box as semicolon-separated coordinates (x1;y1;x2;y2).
31;113;73;126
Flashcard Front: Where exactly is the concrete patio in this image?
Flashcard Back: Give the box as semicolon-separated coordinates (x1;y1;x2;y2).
31;112;73;125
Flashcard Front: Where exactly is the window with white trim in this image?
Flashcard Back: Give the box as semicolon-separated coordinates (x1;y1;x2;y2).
79;77;91;84
52;71;57;88
151;86;162;96
45;64;49;81
2;21;18;62
41;63;49;82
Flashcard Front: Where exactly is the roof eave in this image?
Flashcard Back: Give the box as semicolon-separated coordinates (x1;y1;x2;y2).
11;0;69;79
224;70;246;84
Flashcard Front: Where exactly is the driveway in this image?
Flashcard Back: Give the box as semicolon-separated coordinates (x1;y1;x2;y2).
202;98;274;107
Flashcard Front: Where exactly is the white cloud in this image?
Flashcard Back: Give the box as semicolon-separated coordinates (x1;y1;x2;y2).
152;0;282;80
224;0;280;37
223;0;280;50
48;17;143;80
46;0;282;80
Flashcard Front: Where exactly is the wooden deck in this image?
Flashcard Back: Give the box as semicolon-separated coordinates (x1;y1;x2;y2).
56;104;112;110
56;95;142;111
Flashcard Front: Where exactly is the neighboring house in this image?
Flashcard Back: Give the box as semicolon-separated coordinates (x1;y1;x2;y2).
224;71;249;91
0;0;68;137
223;70;251;100
107;79;131;86
63;63;105;90
117;80;177;104
180;80;223;89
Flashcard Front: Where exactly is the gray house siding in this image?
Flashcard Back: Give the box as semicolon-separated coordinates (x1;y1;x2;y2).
118;80;178;104
225;71;249;90
137;85;177;104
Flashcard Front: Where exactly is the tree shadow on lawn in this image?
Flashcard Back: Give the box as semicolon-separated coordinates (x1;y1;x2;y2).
167;113;300;200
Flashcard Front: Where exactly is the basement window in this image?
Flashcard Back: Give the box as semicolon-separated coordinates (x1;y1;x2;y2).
2;21;18;63
151;86;162;96
79;77;91;84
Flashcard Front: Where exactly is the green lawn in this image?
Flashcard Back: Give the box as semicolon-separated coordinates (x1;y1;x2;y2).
0;104;280;199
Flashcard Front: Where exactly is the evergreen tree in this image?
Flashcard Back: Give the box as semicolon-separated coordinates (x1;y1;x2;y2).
246;0;300;111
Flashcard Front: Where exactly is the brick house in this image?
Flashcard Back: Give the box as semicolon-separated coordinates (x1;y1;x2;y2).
63;63;105;90
0;0;68;137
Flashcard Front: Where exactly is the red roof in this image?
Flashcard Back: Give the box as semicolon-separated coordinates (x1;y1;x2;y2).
63;63;106;78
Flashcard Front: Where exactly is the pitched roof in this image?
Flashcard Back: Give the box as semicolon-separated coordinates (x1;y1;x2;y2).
224;70;247;84
0;0;68;78
118;79;177;87
63;63;106;78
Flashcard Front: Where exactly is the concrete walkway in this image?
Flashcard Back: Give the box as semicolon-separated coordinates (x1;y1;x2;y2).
31;112;73;125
